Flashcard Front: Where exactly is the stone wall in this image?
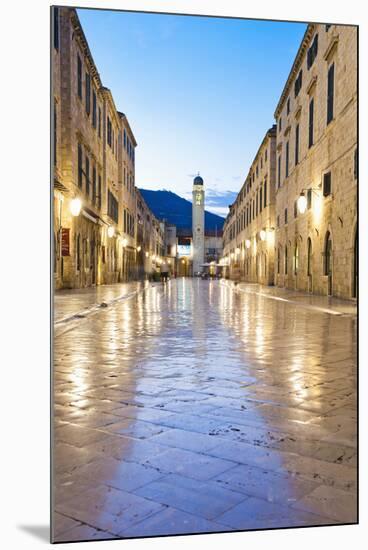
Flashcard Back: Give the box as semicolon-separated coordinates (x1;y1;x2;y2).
274;24;357;299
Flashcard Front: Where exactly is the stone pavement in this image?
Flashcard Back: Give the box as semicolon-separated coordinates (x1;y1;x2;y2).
52;278;357;542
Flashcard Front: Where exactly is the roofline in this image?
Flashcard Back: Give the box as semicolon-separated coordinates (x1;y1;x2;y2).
70;8;103;90
274;24;316;118
118;112;138;147
238;124;277;201
100;87;121;125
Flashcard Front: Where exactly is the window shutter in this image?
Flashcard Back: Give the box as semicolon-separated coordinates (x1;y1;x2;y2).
309;98;314;148
323;172;332;196
295;124;299;165
327;63;335;124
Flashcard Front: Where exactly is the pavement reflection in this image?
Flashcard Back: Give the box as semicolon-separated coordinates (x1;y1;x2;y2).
53;279;357;542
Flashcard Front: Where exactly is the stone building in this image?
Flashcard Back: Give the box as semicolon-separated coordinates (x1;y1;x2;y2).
53;7;106;289
222;126;277;284
119;112;138;281
52;7;164;289
274;23;357;299
136;189;165;279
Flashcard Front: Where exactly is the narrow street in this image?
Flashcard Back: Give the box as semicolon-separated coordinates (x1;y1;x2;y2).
53;278;357;541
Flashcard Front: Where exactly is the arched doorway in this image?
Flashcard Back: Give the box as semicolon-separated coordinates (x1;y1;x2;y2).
284;245;288;277
294;243;299;275
307;237;312;292
324;231;333;296
353;229;358;298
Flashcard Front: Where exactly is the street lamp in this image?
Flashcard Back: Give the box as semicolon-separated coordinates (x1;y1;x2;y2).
107;225;115;238
137;245;141;252
297;192;308;214
145;251;149;258
70;197;82;217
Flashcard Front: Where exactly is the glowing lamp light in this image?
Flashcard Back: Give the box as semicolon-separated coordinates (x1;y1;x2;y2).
107;225;115;238
145;251;149;258
298;192;308;214
245;239;251;249
70;197;82;217
168;259;171;264
122;238;128;247
137;246;141;252
260;229;266;241
235;247;240;255
152;254;156;261
230;252;235;260
181;259;185;264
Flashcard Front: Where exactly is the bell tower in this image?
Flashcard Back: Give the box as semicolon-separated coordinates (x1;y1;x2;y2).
192;174;205;275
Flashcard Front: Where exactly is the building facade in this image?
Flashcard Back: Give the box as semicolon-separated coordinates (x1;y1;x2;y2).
223;126;277;284
274;24;357;299
52;7;165;289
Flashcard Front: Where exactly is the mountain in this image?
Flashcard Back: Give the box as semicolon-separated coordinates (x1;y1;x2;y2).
139;189;225;235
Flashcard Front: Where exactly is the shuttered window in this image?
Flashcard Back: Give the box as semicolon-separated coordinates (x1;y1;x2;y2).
294;70;303;97
85;73;91;115
98;175;102;209
85;156;90;196
264;180;267;207
78;143;83;188
309;98;314;148
307;188;312;209
295;123;299;165
108;191;119;223
92;91;97;128
92;166;96;204
77;55;82;99
327;63;335;124
307;34;318;69
323;172;332;196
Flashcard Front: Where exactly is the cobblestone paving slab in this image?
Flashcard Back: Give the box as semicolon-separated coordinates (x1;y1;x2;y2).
52;279;357;541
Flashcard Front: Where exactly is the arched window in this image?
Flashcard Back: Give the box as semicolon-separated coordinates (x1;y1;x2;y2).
284;245;288;275
294;243;299;274
324;231;332;276
307;238;312;276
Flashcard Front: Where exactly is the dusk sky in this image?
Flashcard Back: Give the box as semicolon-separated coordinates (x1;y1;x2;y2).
78;8;307;217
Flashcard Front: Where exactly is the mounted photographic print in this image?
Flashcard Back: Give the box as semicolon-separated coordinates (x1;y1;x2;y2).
51;4;358;543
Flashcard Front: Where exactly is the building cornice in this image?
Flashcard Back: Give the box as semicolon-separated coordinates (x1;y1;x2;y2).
100;87;121;126
274;24;316;119
118;112;138;147
70;9;103;90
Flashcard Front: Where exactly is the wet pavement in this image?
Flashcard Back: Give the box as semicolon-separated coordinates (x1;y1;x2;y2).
52;278;357;542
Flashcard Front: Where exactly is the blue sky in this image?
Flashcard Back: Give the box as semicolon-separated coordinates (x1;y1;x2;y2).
78;8;306;216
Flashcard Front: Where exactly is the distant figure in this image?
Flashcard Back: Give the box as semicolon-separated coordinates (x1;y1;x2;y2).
161;260;169;282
